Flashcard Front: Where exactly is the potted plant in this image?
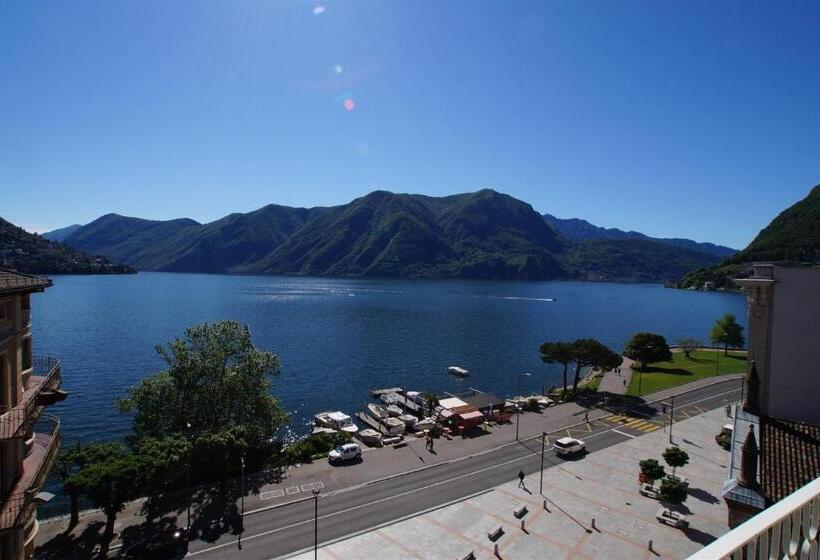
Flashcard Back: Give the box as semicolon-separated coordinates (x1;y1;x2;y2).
639;458;666;485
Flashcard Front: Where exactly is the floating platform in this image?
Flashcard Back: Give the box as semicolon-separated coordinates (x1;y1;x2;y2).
371;387;403;397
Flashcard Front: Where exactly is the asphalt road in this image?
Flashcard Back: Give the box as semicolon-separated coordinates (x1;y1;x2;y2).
186;379;741;560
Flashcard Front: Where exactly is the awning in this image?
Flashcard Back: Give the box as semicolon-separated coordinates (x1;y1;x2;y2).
458;411;485;422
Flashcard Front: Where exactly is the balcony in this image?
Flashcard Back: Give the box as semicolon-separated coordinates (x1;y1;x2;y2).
0;356;64;440
689;475;820;559
0;415;61;531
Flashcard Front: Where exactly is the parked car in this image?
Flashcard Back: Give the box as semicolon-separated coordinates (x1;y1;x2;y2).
715;424;733;449
639;483;659;499
554;437;586;456
656;506;689;528
328;443;362;464
121;526;188;559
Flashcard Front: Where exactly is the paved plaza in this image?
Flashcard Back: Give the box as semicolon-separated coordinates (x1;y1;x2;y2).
287;407;733;560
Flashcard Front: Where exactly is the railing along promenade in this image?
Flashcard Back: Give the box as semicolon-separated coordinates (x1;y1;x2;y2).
0;356;61;440
689;476;820;560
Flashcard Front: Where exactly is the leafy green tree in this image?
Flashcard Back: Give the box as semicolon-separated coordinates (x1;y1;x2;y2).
539;341;575;393
676;338;701;359
69;444;145;557
422;392;439;418
623;332;673;371
659;477;689;505
118;321;287;470
638;458;666;484
709;314;746;355
570;339;622;394
662;446;690;478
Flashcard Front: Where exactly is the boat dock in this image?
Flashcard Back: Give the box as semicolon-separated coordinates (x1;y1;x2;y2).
370;387;403;397
356;412;391;435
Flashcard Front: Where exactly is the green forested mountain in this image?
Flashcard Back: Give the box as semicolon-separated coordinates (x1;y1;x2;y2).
0;217;133;275
61;188;722;282
679;184;820;288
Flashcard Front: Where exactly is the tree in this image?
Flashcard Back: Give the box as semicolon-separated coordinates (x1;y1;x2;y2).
117;321;287;477
710;314;746;355
662;446;690;478
570;339;622;394
422;392;439;418
676;338;701;359
539;341;575;393
659;477;689;505
69;444;145;558
55;442;128;530
638;458;666;484
623;332;673;371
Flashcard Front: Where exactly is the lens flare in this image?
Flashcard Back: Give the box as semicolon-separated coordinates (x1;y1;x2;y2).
343;98;356;111
333;64;343;75
312;5;325;15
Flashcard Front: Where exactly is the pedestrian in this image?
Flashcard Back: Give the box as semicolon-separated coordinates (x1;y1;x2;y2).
623;378;627;388
584;411;589;424
518;469;526;488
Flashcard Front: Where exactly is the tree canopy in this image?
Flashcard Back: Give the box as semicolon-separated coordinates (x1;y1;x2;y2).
539;341;575;392
623;332;673;371
570;338;622;393
676;337;701;358
709;314;746;355
118;320;287;448
662;446;690;477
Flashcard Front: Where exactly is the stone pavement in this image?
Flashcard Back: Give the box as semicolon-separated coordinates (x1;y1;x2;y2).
35;374;742;554
597;356;635;395
287;406;734;560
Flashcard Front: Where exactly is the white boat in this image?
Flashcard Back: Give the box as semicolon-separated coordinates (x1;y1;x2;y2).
398;414;417;426
358;428;382;446
448;366;469;377
383;417;406;435
411;417;436;432
386;404;403;417
315;411;359;434
380;392;400;405
367;403;389;420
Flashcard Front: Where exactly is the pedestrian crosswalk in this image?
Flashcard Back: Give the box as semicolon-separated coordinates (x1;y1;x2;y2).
604;414;662;433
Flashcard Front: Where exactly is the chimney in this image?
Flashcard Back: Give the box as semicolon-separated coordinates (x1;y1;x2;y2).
738;425;760;489
743;361;761;415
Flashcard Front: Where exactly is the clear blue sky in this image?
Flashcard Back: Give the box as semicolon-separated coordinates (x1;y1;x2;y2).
2;1;818;248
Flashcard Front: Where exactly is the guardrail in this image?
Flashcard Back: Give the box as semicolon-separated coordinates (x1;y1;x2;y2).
688;475;820;559
0;356;61;440
0;414;62;530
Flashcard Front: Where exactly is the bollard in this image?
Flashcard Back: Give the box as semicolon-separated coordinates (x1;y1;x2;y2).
648;539;654;552
543;499;550;512
494;543;500;557
520;519;526;532
591;517;596;531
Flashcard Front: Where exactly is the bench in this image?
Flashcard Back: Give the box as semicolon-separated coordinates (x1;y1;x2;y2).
487;527;504;542
514;506;529;519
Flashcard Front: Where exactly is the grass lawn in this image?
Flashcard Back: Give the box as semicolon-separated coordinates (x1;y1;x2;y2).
626;349;747;396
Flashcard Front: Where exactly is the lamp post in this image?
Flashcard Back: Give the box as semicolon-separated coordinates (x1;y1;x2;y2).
668;396;675;444
539;431;546;495
184;422;192;534
515;373;531;441
312;489;321;560
238;455;245;549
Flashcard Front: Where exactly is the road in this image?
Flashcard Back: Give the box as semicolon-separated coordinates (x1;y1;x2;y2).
186;379;740;560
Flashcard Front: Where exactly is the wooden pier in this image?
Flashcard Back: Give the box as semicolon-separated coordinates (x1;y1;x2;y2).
370;387;403;397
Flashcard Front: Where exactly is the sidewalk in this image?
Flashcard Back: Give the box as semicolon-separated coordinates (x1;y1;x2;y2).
34;374;743;554
287;406;735;560
597;356;635;395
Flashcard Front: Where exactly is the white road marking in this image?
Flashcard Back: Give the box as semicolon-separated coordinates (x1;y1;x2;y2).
611;428;637;439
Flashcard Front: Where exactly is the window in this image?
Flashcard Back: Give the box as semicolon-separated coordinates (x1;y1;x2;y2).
22;338;31;371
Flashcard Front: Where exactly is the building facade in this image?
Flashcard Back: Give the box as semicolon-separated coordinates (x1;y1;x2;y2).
0;268;66;559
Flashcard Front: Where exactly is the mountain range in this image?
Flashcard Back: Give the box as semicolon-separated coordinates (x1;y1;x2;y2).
679;184;820;289
50;189;726;282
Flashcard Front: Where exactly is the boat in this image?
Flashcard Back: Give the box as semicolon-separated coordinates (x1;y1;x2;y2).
383;417;406;435
448;366;469;377
380;392;400;405
314;411;359;434
358;428;382;446
386;404;403;417
367;403;389;420
398;414;417;427
411;417;436;432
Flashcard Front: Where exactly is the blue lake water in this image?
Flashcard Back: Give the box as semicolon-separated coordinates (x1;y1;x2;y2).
33;272;747;446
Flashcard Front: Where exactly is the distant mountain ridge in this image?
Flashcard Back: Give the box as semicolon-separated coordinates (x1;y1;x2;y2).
60;189;724;282
41;224;82;242
542;213;737;258
0;217;134;275
679;184;820;289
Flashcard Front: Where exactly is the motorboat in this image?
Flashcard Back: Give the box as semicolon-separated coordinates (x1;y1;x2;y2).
398;414;417;427
380;392;400;405
386;404;403;417
383;417;406;436
358;428;382;446
448;366;469;377
411;417;436;432
314;411;358;434
367;403;389;420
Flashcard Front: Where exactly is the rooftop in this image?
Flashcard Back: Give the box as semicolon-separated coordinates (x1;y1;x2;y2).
760;415;820;504
0;267;52;296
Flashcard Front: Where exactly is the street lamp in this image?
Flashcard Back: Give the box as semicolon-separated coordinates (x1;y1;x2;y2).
312;489;321;560
238;454;245;549
184;422;193;534
539;431;546;495
515;372;531;441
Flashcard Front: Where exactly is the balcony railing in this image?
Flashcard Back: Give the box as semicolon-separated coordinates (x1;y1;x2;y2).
0;356;61;440
0;415;62;530
689;475;820;560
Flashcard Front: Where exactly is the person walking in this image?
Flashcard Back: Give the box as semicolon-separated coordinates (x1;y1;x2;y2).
583;411;589;424
518;469;526;488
